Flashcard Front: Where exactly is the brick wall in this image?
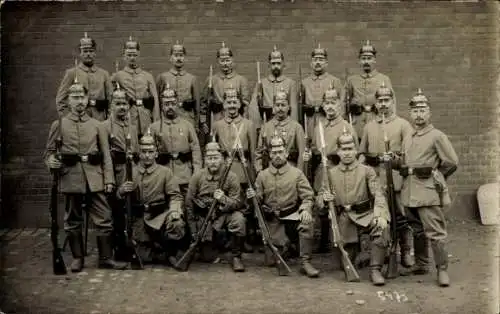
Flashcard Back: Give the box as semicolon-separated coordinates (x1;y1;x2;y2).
1;1;498;228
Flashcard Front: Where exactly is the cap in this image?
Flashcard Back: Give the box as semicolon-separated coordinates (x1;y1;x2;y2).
375;81;393;100
311;43;327;58
171;40;186;55
336;126;356;146
217;41;233;58
409;88;429;108
124;36;140;51
160;83;177;102
359;40;377;57
79;32;96;49
268;45;284;62
223;84;239;101
139;128;156;146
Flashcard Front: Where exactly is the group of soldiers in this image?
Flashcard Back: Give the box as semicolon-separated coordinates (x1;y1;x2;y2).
45;33;459;288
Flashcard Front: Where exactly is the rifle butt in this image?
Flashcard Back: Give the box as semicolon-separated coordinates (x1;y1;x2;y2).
129;245;144;270
174;243;198;271
269;244;292;275
384;250;399;279
52;248;67;275
339;247;360;282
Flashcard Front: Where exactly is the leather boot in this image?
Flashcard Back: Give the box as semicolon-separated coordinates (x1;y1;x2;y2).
231;235;245;272
299;237;320;278
431;240;450;287
412;234;430;275
315;215;331;253
370;244;386;286
68;233;84;273
97;235;128;270
398;227;414;268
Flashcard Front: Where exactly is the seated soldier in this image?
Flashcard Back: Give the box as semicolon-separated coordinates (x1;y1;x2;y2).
184;140;246;272
116;129;188;266
246;134;320;278
316;128;390;286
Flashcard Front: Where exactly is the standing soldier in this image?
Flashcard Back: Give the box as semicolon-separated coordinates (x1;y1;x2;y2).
156;41;200;129
213;86;257;252
200;42;250;137
358;82;414;268
45;80;127;272
316;129;390;286
255;88;305;173
116;130;188;266
246;134;320;278
55;32;113;120
112;36;160;138
391;89;458;287
184;140;246;272
299;44;344;138
345;40;395;140
101;85;140;261
149;85;202;196
304;86;357;253
248;46;298;131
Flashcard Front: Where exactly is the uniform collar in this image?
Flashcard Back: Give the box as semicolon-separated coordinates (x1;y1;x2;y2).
268;74;285;83
325;116;343;127
361;69;379;79
124;66;143;74
206;167;223;181
169;68;185;76
338;160;359;172
163;117;180;125
78;63;97;73
272;116;291;127
413;124;434;136
268;162;290;175
224;115;242;124
312;72;327;81
375;113;396;123
112;115;131;127
138;163;158;174
67;112;90;122
217;71;236;79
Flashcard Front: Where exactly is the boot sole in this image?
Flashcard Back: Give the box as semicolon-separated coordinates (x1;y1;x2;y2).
300;269;320;278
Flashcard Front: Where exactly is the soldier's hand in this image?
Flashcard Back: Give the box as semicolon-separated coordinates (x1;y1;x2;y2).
373;216;388;230
381;152;393;163
119;181;135;195
299;210;313;224
246;188;256;199
201;122;210;135
47;155;63;169
213;189;225;201
303;150;312;162
323;191;335;202
357;153;366;164
104;184;114;194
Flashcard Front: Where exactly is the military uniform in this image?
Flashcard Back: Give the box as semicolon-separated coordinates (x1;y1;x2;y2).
45;81;126;272
56;33;113;121
248;46;298;129
185;141;246;271
396;89;458;287
345;41;395;139
300;45;344;138
156;43;200;128
359;82;415;267
112;37;160;137
117;131;187;264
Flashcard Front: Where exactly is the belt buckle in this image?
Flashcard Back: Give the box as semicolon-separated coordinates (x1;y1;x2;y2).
136;99;143;106
171;152;179;159
408;167;414;175
89;100;96;106
363;105;372;112
344;204;352;211
144;204;149;210
81;155;88;162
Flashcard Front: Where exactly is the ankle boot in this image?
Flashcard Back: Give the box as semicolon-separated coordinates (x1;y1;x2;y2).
68;233;84;273
370;244;387;286
431;240;450;287
412;234;430;275
230;235;245;272
97;235;128;270
398;227;414;268
315;215;331;253
299;237;320;278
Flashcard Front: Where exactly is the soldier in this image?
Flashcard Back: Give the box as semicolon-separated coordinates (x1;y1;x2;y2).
304;86;357;253
300;44;344;138
149;85;202;195
112;36;160;138
246;134;320;278
390;88;458;287
116;130;188;266
185;140;246;272
45;80;127;272
248;46;298;130
55;32;113;120
156;41;200;129
316;129;390;286
212;86;257;252
358;82;414;268
101;85;140;261
255;88;305;173
200;42;250;134
345;40;395;140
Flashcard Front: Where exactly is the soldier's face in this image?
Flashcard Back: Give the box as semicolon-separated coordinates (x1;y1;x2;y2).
80;47;96;65
376;97;393;116
139;145;158;167
124;49;140;68
205;152;223;172
270;146;288;168
69;91;88;114
170;52;185;68
410;106;431;126
338;142;357;165
113;98;130;118
223;98;241;117
273;100;289;120
161;99;178;118
270;60;283;76
322;98;340;119
311;56;327;73
359;54;376;72
218;57;233;73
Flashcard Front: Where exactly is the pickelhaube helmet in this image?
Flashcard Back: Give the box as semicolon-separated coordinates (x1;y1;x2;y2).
268;45;284;62
409;88;429;108
112;82;127;101
205;139;221;155
274;87;288;103
323;82;340;101
139;128;156;146
269;130;286;148
311;43;327;58
217;41;233;58
79;32;96;50
336;126;356;146
124;36;140;51
375;81;393;99
68;74;87;95
170;40;186;55
359;40;377;57
160;83;177;102
223;84;239;101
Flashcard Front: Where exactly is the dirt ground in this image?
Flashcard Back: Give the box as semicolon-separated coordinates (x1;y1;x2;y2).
0;217;498;314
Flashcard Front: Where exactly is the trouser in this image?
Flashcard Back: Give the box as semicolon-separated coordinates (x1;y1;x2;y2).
265;217;314;262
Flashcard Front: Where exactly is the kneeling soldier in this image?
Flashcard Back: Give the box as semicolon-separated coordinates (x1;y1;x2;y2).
317;129;390;286
116;130;188;266
185;140;246;272
246;134;320;278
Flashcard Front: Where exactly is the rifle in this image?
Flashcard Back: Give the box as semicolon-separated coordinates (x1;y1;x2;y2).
233;124;292;276
205;65;215;143
261;112;269;170
303;114;312;183
381;114;399;279
50;117;67;275
318;120;360;282
174;126;243;271
124;116;143;270
298;65;305;127
256;61;271;120
344;68;352;124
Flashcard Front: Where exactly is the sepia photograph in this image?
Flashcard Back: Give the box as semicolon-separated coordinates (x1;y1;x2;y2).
0;1;498;313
